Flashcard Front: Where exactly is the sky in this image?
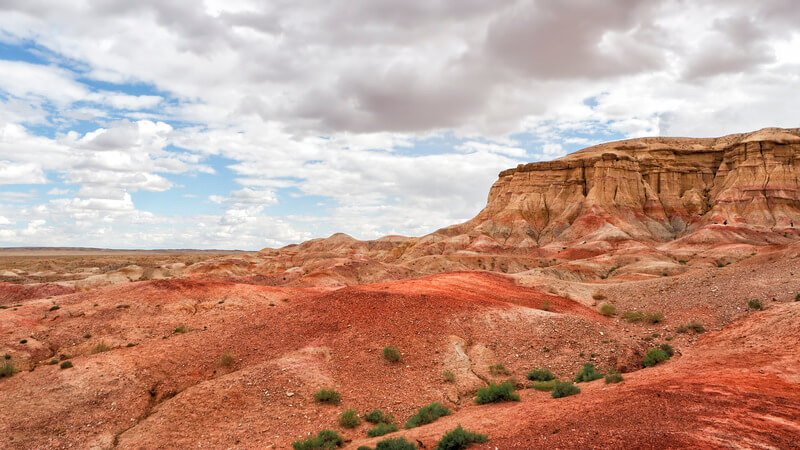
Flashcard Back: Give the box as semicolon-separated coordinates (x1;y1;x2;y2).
0;0;798;250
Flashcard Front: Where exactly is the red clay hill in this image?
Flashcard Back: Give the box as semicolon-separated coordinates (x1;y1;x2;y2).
2;128;800;449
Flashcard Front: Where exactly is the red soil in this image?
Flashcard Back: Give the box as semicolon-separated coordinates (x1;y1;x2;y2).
1;264;798;449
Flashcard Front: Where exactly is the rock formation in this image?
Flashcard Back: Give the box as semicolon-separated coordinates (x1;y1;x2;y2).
444;127;800;249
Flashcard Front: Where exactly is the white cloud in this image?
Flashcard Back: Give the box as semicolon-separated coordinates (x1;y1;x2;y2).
0;0;798;249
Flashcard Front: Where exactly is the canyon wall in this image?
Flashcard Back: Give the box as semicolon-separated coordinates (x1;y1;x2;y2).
458;127;800;247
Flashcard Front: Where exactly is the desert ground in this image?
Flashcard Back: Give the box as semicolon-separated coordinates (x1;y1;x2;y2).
2;128;800;449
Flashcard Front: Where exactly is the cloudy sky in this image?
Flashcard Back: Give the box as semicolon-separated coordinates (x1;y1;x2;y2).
0;0;798;249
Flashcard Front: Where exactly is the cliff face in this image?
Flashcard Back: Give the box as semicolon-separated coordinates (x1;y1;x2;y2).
463;128;800;247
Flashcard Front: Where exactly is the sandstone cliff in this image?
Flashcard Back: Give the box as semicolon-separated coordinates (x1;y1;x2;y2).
434;127;800;249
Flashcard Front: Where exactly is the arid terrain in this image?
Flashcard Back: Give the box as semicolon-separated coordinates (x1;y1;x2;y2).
2;128;800;449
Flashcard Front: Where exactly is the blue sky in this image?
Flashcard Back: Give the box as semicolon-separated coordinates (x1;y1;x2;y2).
0;1;798;249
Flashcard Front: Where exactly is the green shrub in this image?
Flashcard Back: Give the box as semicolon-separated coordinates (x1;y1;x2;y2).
474;382;520;405
526;368;554;382
659;343;675;357
364;409;394;424
405;402;451;428
0;361;17;377
91;342;111;354
605;368;623;384
19;339;27;344
795;293;800;302
435;425;488;450
748;299;764;310
367;422;399;437
574;363;604;383
338;409;360;428
3;354;9;360
622;311;644;322
600;304;616;317
217;351;234;368
443;370;455;383
174;325;188;334
644;312;665;324
48;359;58;365
60;361;73;369
292;429;343;450
383;346;401;363
642;348;670;367
531;380;556;391
49;305;60;311
552;381;580;398
376;437;416;450
676;321;705;333
488;364;508;375
313;389;341;405
83;333;92;339
357;447;373;450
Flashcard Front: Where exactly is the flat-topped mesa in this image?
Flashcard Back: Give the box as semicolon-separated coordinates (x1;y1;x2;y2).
471;127;800;247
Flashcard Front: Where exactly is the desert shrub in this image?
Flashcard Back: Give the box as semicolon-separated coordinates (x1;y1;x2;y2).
716;262;725;268
60;361;73;369
552;381;580;398
376;437;417;450
364;409;394;424
83;333;92;339
531;380;556;391
383;346;401;363
795;293;800;301
526;368;554;382
678;259;688;264
644;312;665;324
292;429;343;450
0;361;17;377
443;370;455;383
313;389;341;405
367;422;399;437
338;409;361;428
126;343;136;348
49;305;60;311
3;354;9;360
600;304;617;317
357;447;372;450
48;359;58;365
659;343;675;357
173;325;188;334
405;402;451;428
642;348;670;367
488;364;508;375
622;311;644;322
574;363;604;383
474;382;520;405
748;299;764;310
217;351;234;368
605;368;623;384
90;342;111;354
676;321;705;333
435;425;488;450
19;339;27;344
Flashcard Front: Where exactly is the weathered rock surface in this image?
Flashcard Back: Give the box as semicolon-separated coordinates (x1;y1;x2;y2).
446;127;800;248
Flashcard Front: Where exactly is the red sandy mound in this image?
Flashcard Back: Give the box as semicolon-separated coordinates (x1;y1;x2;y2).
351;302;800;449
0;272;642;449
0;281;75;305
